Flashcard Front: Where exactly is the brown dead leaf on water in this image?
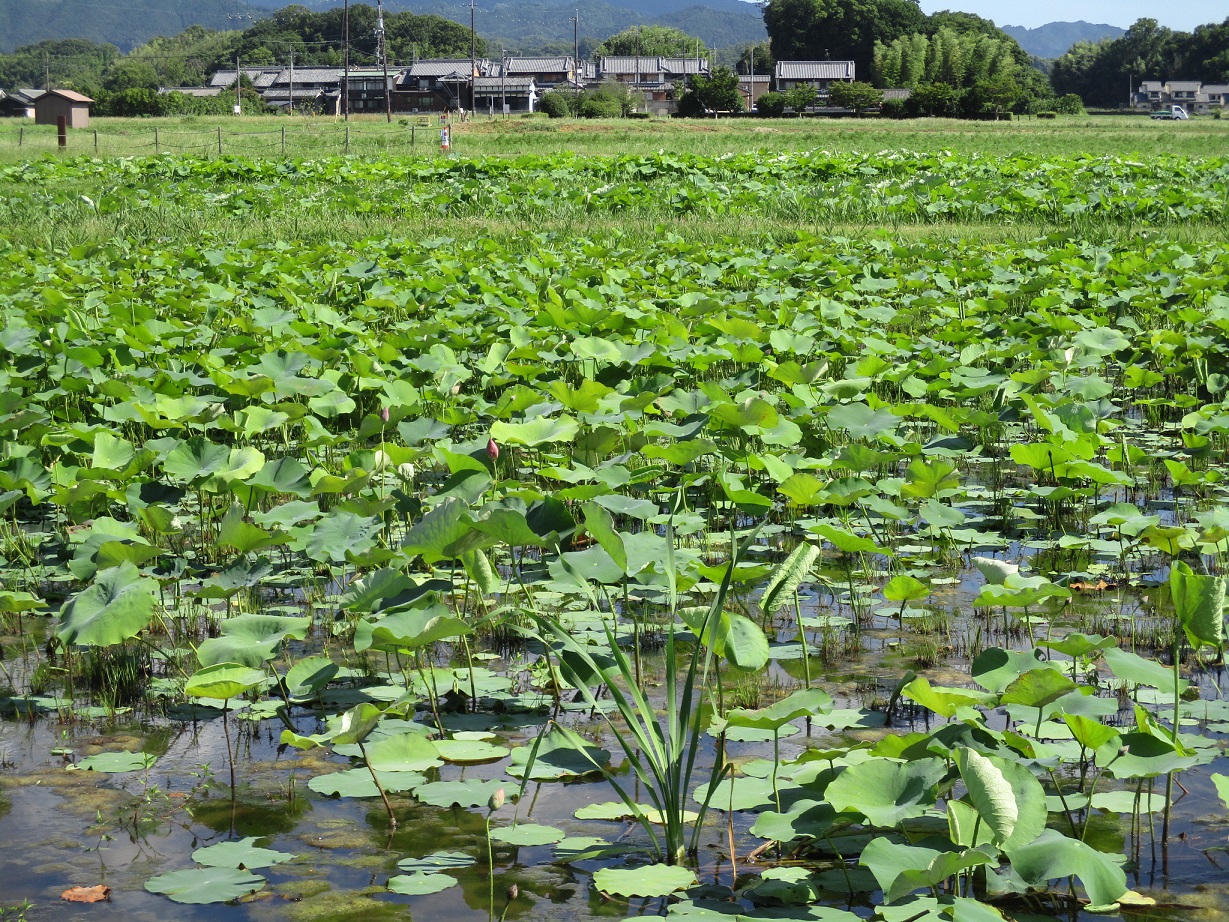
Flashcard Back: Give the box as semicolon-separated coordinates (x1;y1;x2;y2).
61;885;111;903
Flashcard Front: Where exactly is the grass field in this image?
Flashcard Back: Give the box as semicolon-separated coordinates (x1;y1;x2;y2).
1;112;1228;162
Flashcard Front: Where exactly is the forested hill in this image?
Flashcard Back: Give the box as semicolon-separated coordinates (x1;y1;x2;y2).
1000;21;1125;59
1;0;765;58
0;0;264;53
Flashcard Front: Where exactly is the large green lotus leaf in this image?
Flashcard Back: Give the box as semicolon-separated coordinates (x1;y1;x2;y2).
711;397;779;433
1211;773;1229;810
825;757;946;827
91;432;136;473
777;473;827;506
593;864;696;898
667;900;861;920
1037;632;1117;659
827;402;898;440
490;415;579;447
283;656;339;702
749;799;838;843
970;647;1055;694
298;510;381;564
883;575;929;604
58;562;158;647
193;837;296;869
970;556;1019;586
360;731;442;772
397;851;475;872
901;676;993;718
197;614;310;668
719;687;833;732
554;836;635;863
412;778;507;808
506;729;609;780
1006;829;1127;910
387;873;457;895
1096;732;1201;779
145;867;265;904
951;749;1046;850
759;542;820;616
162;437;231;485
1169;561;1226;651
999;669;1078;710
433;738;509;763
471;506;553;548
972;574;1069;609
809;523;886;555
185;663;266;701
1089;791;1169;814
860;839;996;904
1102;647;1188;695
307;768;423;798
217;504;284;555
247;456;312;498
193;557;274;600
73;750;157;773
402;497;476;561
361;603;473;652
489;823;565;846
327;702;384;745
693;775;780;812
678;606;770;673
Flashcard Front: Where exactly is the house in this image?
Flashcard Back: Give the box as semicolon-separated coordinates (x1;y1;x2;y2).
0;89;44;118
34;89;93;128
473;76;537;115
1165;81;1201;104
394;59;486;113
264;67;342;114
738;74;771;110
774;60;856;99
348;68;397;114
1200;84;1229;112
209;68;281;92
504;56;574;89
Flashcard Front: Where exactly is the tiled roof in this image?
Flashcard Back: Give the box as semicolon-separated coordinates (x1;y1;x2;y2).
161;86;223;97
1165;80;1202;92
405;59;483;78
774;60;856;81
209;68;280;87
474;77;536;92
600;56;663;75
505;56;572;73
269;67;341;85
661;57;708;75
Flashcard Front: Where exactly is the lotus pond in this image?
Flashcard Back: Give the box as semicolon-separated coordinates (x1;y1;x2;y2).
1;151;1229;922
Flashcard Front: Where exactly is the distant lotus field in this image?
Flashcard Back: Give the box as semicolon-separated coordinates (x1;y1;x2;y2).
0;151;1228;922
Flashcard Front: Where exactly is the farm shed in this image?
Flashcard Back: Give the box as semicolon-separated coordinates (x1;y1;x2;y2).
34;90;93;128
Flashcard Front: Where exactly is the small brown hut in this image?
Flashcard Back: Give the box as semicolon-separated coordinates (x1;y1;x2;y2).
34;90;94;128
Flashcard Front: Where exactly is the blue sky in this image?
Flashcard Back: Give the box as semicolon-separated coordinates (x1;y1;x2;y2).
916;1;1227;32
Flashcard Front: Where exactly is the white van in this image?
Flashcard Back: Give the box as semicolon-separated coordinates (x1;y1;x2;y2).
1151;104;1189;120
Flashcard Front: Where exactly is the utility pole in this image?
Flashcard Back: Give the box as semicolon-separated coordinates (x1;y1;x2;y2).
235;54;242;114
501;48;506;116
573;10;579;87
343;0;350;120
376;0;391;122
289;45;295;115
469;0;477;115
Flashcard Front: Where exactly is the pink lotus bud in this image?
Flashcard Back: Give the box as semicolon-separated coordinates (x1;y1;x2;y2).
487;438;500;461
488;787;505;811
379;406;390;423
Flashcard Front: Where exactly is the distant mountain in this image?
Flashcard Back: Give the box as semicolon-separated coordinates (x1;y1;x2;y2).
0;0;262;53
1000;21;1125;59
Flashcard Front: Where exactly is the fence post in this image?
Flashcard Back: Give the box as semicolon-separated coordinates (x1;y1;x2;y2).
281;125;286;155
411;125;415;148
57;116;67;149
345;122;350;154
94;129;98;153
217;126;223;156
154;127;159;153
18;126;23;147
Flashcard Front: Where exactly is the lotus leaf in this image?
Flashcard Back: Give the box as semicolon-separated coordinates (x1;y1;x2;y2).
144;867;265;904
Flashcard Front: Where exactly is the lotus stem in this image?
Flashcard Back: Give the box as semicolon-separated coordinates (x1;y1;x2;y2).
357;739;396;830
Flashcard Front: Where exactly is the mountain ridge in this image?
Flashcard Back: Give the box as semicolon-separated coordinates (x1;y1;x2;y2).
999;21;1126;59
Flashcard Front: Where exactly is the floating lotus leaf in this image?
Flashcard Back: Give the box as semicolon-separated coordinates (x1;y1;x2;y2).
184;663;266;701
488;823;565;846
307;768;423;798
592;863;696;898
386;873;457;895
72;750;157;773
506;729;609;780
145;867;265;904
192;837;296;869
433;738;509;763
396;851;475;872
411;779;507;808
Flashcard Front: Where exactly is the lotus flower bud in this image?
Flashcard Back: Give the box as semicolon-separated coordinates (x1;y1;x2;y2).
506;884;518;901
380;406;390;423
488;787;505;811
487;438;500;461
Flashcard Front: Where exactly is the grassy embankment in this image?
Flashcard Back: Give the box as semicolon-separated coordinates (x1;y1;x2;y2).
1;114;1226;247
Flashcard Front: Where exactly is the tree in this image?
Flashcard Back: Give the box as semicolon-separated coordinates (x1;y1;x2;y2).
763;0;926;81
784;84;816;115
755;90;789;116
905;81;962;117
829;80;882;113
595;26;707;58
966;73;1021;118
678;67;744;117
735;41;774;75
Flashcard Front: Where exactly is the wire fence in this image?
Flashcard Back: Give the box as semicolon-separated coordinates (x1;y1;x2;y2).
0;119;456;160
